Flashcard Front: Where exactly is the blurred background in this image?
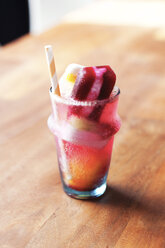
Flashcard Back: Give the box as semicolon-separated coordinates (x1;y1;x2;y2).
0;0;165;46
0;0;94;45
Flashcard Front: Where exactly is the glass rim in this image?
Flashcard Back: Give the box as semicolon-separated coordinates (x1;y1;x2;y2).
49;86;120;106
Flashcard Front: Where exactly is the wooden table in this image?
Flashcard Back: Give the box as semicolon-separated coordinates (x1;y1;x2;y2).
0;3;165;247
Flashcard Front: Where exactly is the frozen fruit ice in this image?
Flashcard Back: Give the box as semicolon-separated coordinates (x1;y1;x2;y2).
68;115;100;132
59;64;83;98
69;65;116;119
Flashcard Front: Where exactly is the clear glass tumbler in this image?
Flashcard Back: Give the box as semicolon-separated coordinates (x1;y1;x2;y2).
48;87;121;199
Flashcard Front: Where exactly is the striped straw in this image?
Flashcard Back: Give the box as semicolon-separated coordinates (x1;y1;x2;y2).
45;45;60;95
45;45;71;179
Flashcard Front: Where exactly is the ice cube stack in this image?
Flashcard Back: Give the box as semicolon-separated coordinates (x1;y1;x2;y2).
59;64;116;122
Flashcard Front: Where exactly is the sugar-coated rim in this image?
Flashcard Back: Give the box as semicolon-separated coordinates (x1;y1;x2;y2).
49;86;120;106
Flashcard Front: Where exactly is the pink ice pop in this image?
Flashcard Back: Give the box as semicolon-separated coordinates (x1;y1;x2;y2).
70;65;116;119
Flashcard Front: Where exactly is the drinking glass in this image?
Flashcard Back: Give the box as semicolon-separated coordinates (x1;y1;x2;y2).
48;87;121;199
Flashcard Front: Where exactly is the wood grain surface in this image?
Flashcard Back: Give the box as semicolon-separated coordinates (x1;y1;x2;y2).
0;5;165;248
